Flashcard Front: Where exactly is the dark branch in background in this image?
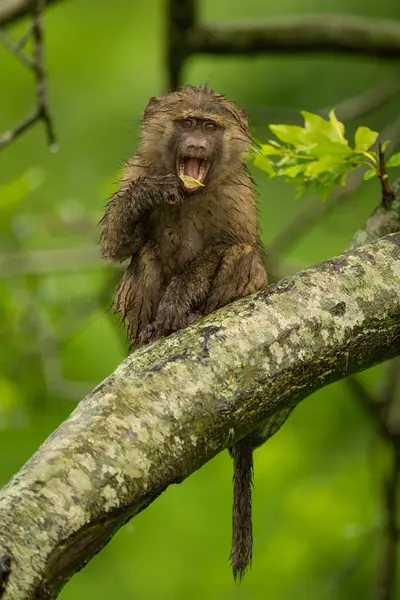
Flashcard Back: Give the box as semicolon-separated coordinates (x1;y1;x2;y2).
347;359;400;600
190;15;400;59
246;74;400;126
166;0;400;89
320;75;400;123
0;0;57;151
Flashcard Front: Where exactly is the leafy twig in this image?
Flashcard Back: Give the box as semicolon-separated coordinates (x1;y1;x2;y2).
268;115;400;257
252;110;400;202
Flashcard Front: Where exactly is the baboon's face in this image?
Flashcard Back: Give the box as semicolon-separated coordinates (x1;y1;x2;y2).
169;116;225;192
142;87;250;192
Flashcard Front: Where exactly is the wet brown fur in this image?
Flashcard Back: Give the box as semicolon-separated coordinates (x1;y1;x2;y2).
99;85;267;581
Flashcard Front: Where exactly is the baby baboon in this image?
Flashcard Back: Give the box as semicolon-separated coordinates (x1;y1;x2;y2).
100;85;267;581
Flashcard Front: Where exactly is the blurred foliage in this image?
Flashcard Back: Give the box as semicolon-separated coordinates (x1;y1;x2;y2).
1;0;400;599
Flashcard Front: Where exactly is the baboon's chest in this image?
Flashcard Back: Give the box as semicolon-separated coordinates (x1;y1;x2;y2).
151;201;212;274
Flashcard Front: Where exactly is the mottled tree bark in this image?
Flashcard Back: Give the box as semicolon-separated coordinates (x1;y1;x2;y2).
0;231;400;599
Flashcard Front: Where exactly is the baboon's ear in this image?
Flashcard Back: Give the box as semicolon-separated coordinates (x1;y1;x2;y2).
144;96;162;119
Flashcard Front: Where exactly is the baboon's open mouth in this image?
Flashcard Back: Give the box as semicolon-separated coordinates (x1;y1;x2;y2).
177;157;210;192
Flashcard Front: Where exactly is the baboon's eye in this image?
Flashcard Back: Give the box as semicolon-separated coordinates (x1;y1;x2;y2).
181;118;196;128
203;121;218;131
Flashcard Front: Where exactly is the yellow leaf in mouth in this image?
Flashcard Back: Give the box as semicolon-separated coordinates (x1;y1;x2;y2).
180;175;205;188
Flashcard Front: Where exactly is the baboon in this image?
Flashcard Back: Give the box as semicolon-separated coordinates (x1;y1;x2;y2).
100;85;267;581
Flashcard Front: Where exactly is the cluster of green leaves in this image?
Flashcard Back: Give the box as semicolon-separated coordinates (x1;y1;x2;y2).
251;111;400;201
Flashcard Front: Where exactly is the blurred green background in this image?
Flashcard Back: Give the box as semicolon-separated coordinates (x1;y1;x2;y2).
1;0;400;598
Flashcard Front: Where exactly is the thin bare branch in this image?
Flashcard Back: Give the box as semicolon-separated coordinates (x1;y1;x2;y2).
31;0;56;148
0;0;62;27
0;0;57;151
15;21;34;50
0;28;33;67
0;107;41;148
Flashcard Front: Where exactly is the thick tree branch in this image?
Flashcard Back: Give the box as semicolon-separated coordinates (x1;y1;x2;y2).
349;182;400;251
0;233;400;598
251;177;400;446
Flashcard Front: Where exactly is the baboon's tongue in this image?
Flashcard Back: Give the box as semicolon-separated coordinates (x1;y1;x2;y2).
184;158;201;180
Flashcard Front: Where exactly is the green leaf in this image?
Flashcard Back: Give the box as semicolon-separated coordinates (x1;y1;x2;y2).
329;110;346;142
295;183;307;199
314;170;347;202
281;165;306;179
364;169;378;180
180;175;204;188
253;111;396;203
304;142;353;160
337;171;348;187
269;124;308;146
259;143;283;156
381;140;390;153
304;156;345;177
315;181;335;202
301;110;347;145
354;127;379;152
253;154;276;176
386;152;400;168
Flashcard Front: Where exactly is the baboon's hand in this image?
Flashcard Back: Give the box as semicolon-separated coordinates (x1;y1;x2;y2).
137;173;185;206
